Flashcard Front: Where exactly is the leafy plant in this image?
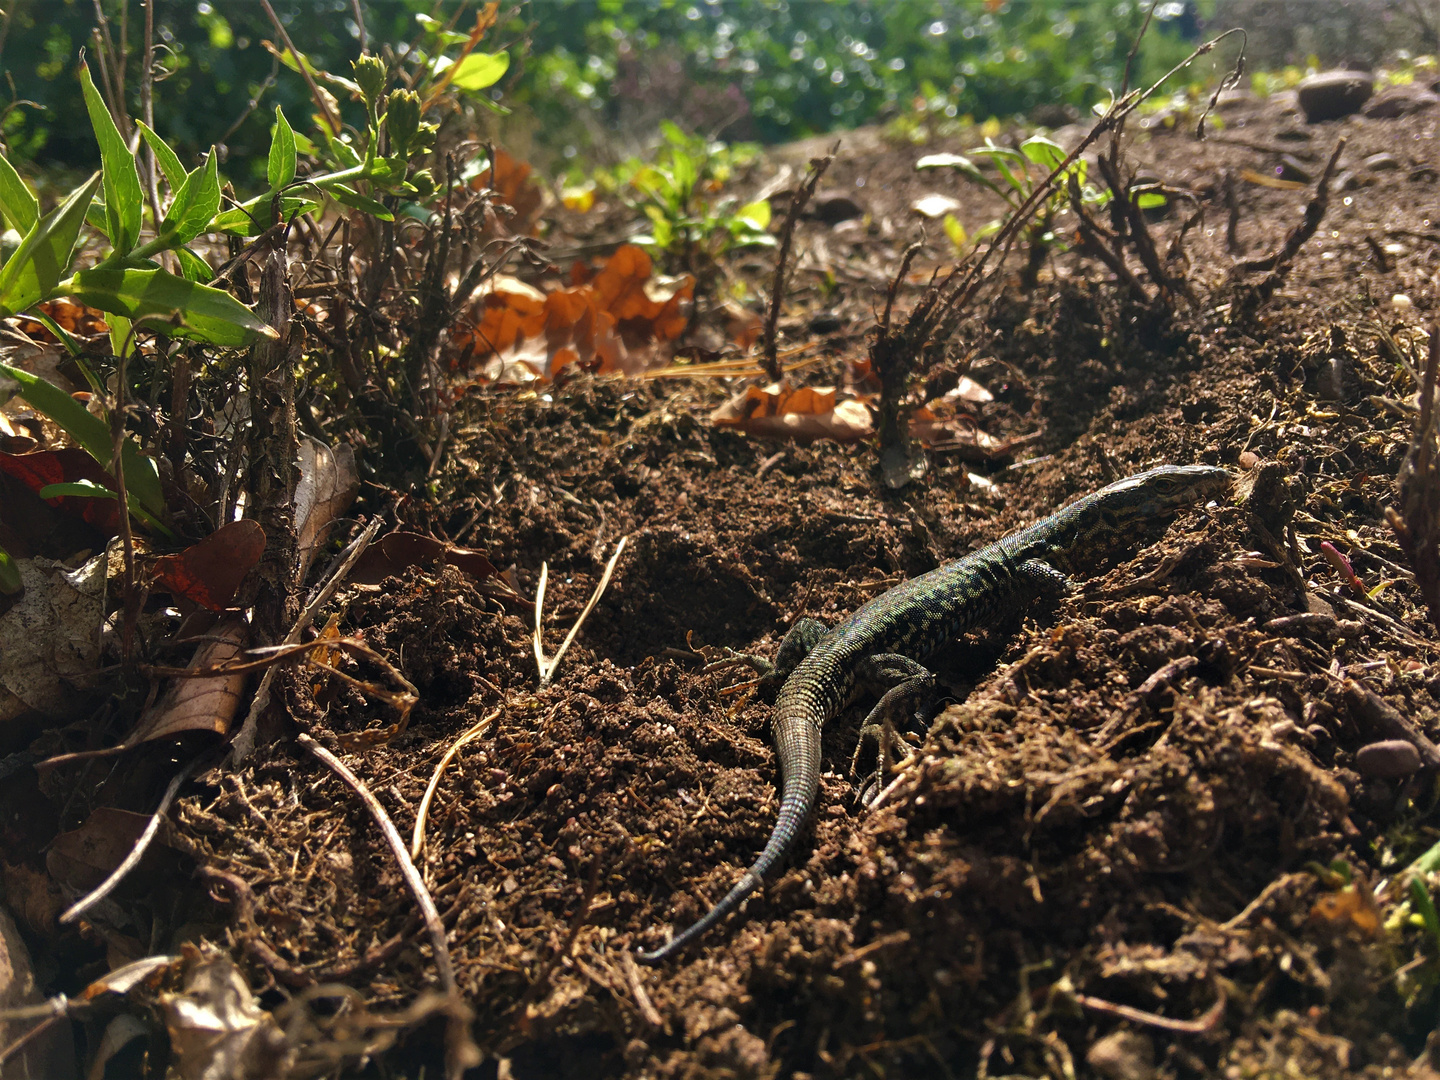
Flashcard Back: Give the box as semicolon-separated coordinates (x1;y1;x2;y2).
918;134;1165;286
621;121;772;273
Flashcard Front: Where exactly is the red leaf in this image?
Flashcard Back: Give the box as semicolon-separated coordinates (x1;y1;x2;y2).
151;520;266;610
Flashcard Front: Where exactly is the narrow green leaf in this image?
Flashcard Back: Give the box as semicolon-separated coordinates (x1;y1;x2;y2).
0;544;20;595
0;154;39;233
326;183;394;220
0;172;102;316
269;105;297;190
79;61;143;256
136;120;186;192
175;247;215;283
38;479;116;500
86;197;110;239
0;360;165;517
1135;192;1168;210
169;150;221;244
27;308;84;358
108;311;134;359
59;266;278;347
448;51;510;92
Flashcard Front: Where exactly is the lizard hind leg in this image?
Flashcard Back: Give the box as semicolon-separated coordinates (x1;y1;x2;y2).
848;653;939;803
726;616;830;689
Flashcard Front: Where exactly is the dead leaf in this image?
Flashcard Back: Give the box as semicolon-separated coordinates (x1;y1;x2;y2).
46;807;175;894
454;244;693;381
151;522;265;611
912;193;964;218
352;531;522;604
0;446;122;533
475;148;546;236
710;383;874;442
0;554;104;724
294;437;358;576
162;952;293;1080
126;614;249;745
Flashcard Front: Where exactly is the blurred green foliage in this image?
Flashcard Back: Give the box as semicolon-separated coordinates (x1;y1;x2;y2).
2;0;1211;173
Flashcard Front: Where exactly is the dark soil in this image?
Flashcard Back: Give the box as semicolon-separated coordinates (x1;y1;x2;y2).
11;88;1440;1079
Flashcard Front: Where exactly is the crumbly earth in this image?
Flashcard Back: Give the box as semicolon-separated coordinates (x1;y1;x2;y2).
11;87;1440;1079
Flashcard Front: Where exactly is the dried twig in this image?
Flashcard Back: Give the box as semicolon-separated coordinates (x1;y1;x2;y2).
1232;138;1346;277
232;517;382;761
762;143;836;381
534;535;628;687
1388;326;1440;635
296;734;479;1078
412;706;503;860
60;756;203;924
1073;986;1227;1035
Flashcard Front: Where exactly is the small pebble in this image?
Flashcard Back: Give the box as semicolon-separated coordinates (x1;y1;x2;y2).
1355;739;1422;779
1392;294;1413;312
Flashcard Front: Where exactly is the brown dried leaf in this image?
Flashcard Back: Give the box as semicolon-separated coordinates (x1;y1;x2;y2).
295;437;358;575
151;521;265;611
125;614;249;744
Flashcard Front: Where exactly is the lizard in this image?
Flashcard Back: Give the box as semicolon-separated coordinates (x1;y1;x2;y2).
637;463;1233;963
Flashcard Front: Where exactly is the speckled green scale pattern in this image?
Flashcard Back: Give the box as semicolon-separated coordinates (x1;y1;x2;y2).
638;464;1234;963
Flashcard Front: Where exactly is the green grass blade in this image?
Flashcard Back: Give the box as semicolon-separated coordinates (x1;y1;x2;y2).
59;266;278;347
0;360;165;517
0;153;39;233
0;172;102;316
79;61;143;257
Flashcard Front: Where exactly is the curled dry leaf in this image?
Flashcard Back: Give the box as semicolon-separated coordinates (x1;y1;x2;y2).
352;530;522;605
46;807;177;895
161;950;293;1080
454;244;694;382
0;446;123;533
15;298;111;340
710;383;874;442
151;521;266;611
0;554;104;724
126;613;249;745
475;148;546;236
295;437;359;576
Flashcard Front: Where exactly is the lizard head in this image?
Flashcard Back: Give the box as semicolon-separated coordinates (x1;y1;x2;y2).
1084;464;1234;526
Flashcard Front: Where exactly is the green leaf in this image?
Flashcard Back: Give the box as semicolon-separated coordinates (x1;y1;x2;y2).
0;544;20;595
0;154;38;234
321;128;362;169
0;172;102;317
269;105;298;190
1411;876;1440;949
326;184;394;220
175;247;215;283
58;266;278;347
0;360;165;517
1020;135;1068;172
447;51;510;92
1135;192;1167;210
942;213;967;252
79;61;143;256
735;199;770;230
165;150;221;245
136;120;186;193
39;479;117;500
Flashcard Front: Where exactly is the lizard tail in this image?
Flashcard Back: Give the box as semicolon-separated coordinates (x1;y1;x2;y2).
637;725;821;963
